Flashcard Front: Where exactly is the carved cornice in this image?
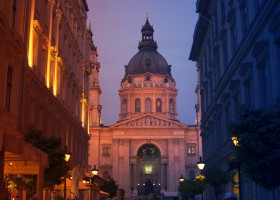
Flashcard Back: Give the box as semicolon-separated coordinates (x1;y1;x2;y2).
42;34;49;50
33;20;43;34
112;114;186;129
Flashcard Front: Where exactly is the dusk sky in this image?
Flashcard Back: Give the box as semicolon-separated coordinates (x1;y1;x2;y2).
87;1;198;126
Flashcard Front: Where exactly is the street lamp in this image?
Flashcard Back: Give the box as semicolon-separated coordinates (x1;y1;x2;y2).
91;165;99;176
64;148;71;200
197;157;205;200
179;174;185;183
231;136;243;200
197;157;205;174
231;136;239;146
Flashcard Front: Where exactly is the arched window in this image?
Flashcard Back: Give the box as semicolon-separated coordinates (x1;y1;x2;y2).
156;98;162;112
169;99;175;113
122;99;127;114
135;98;141;112
145;98;152;112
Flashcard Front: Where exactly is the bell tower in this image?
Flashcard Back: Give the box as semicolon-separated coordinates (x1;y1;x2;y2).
88;26;102;127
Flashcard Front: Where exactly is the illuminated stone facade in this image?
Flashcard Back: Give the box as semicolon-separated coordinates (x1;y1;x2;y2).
89;19;201;197
0;0;95;198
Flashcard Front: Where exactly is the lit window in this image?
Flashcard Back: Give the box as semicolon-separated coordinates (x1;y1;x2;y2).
156;98;162;112
187;144;196;156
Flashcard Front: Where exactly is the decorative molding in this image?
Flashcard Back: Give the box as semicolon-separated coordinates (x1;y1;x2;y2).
113;114;185;128
33;20;43;34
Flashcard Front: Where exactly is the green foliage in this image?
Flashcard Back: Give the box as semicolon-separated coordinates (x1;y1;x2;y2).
178;177;205;200
203;166;230;198
228;106;280;189
100;177;118;198
5;174;37;193
23;126;71;189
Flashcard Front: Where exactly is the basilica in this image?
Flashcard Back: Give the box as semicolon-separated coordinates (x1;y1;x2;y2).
88;19;201;197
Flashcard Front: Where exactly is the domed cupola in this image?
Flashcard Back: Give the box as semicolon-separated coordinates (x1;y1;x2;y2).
139;19;157;50
123;19;173;79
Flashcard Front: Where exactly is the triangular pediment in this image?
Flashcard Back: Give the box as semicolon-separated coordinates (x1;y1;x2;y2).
111;114;187;128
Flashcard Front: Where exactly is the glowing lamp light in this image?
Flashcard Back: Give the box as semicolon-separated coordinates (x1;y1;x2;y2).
91;165;99;175
179;174;185;182
144;165;153;174
64;152;71;162
197;157;205;171
231;136;239;146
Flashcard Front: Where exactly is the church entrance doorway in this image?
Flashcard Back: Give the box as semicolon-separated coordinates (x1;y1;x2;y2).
145;179;153;195
137;144;161;196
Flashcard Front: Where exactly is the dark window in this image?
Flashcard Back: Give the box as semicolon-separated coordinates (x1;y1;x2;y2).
135;98;141;112
241;0;249;34
221;0;225;18
128;78;132;83
222;39;228;68
12;0;17;28
156;98;162;112
145;98;152;112
164;78;168;83
103;171;109;179
230;23;237;52
146;76;150;81
214;9;219;40
6;67;13;112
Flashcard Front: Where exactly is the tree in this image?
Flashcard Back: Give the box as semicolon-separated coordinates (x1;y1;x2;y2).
100;176;118;198
178;176;205;200
203;166;231;200
228;106;280;191
23;126;71;189
5;174;37;194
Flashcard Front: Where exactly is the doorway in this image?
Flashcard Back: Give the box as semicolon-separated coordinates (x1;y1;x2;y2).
145;179;153;195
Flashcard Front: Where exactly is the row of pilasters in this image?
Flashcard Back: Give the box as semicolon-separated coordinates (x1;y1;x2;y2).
112;139;131;193
112;138;186;195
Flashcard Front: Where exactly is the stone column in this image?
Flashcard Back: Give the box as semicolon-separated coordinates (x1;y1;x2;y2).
179;138;185;177
123;139;130;194
112;139;119;183
53;2;63;96
160;162;166;193
131;161;138;195
167;139;175;191
46;0;55;89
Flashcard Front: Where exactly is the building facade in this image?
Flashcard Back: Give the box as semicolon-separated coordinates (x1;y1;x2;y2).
89;19;201;197
190;0;280;199
0;0;95;199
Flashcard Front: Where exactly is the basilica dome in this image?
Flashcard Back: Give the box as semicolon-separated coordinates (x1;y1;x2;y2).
124;19;172;78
